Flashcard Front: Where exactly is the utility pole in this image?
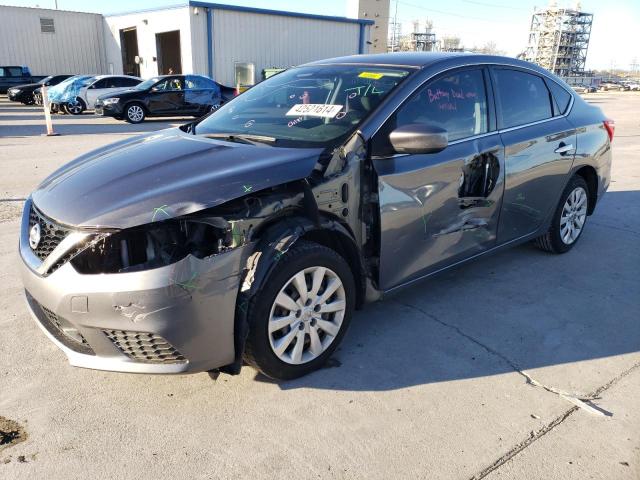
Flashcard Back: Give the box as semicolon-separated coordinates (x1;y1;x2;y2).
392;0;398;52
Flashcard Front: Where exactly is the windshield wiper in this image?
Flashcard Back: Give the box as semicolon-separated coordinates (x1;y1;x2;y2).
203;133;277;146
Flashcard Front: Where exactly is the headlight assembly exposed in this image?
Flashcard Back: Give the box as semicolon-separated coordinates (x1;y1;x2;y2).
71;218;236;274
102;97;120;105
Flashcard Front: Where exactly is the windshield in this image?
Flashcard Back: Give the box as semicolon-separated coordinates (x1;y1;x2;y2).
195;65;413;148
38;76;54;85
135;77;161;90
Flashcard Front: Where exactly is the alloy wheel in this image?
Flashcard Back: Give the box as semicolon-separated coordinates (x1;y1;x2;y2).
560;186;588;245
127;105;144;122
268;266;346;365
67;101;83;114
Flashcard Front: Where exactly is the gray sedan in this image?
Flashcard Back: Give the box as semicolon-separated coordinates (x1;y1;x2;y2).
19;53;612;380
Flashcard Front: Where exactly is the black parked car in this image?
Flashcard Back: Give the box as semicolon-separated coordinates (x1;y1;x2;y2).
7;74;74;105
95;74;235;123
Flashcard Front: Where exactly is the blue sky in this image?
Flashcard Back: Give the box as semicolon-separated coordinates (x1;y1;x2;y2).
5;0;638;70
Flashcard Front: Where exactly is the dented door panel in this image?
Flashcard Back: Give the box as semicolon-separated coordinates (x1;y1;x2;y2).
498;118;576;243
375;134;505;290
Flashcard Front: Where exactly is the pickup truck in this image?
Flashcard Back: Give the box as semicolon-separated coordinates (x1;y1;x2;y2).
0;66;46;94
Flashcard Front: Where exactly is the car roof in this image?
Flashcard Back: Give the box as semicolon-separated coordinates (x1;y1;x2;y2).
91;74;141;80
303;52;551;75
152;74;208;79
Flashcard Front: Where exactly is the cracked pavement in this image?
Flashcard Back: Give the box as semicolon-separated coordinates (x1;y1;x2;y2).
1;93;639;479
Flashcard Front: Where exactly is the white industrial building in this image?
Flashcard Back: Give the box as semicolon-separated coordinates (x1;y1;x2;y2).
0;2;375;86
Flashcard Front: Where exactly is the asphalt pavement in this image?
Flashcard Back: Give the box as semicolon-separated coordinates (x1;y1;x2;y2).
0;94;638;479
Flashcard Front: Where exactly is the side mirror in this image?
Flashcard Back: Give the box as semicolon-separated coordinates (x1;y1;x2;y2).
389;124;448;155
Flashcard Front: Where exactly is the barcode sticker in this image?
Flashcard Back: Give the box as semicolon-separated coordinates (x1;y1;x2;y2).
286;104;344;118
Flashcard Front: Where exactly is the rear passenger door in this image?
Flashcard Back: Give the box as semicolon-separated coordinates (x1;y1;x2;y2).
184;75;220;115
491;67;577;244
372;67;505;289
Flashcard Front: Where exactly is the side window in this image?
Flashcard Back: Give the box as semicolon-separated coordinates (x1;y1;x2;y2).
121;77;141;87
185;76;215;89
8;67;23;76
546;79;572;116
92;79;108;89
373;69;488;155
493;69;552;128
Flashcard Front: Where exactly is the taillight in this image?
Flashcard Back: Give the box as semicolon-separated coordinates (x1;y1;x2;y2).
603;119;615;142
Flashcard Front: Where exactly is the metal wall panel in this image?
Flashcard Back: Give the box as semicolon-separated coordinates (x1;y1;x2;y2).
189;7;209;76
211;9;366;86
0;6;107;75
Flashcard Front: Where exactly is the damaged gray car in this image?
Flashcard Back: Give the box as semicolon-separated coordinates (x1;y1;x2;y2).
19;53;612;380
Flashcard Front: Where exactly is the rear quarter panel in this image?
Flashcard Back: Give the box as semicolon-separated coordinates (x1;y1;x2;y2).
567;96;612;202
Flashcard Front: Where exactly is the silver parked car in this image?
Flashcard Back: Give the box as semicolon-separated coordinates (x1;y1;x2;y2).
19;53;613;380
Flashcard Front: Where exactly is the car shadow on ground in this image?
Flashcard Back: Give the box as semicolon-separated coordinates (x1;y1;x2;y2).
0;114;54;121
257;190;639;391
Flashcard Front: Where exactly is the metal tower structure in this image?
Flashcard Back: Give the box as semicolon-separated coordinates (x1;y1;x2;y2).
524;3;593;77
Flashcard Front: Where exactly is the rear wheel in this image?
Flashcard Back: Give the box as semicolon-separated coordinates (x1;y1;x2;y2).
535;175;589;254
124;103;145;123
244;241;355;380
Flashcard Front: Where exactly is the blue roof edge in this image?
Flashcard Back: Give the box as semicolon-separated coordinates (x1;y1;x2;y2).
106;1;373;24
189;1;374;25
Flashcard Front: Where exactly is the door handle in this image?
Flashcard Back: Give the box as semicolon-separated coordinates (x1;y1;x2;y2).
461;218;488;231
554;143;574;154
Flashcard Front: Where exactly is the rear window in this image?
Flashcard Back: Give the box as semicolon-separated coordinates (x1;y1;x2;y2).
0;67;23;77
119;77;141;87
185;75;216;89
546;79;572;115
493;69;553;129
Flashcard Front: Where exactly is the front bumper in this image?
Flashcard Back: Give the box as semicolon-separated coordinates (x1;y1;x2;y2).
19;199;247;374
94;102;122;117
7;90;27;102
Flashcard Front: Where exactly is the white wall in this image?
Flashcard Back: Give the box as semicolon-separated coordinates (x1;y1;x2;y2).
209;9;368;86
0;5;107;75
104;6;193;78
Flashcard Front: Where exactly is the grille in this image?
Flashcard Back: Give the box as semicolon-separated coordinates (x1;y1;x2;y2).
29;205;71;261
25;291;95;356
103;330;187;364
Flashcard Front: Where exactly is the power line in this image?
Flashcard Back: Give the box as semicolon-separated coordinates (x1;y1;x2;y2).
460;0;529;10
396;0;505;22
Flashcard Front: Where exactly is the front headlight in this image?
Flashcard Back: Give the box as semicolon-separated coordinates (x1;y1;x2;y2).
102;97;120;105
71;218;235;274
10;88;20;94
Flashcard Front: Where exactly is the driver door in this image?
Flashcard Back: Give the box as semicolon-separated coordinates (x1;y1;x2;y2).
148;77;185;114
371;67;506;290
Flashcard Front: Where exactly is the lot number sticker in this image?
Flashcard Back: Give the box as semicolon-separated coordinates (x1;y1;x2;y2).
286;104;343;118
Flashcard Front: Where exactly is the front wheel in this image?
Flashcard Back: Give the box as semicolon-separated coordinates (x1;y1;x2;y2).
66;98;85;115
124;103;145;123
244;241;355;380
535;175;589;253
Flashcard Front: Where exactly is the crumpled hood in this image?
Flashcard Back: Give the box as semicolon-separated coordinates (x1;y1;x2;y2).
32;128;323;229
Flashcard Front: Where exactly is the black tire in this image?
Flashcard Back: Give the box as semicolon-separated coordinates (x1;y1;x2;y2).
67;98;86;115
535;175;589;254
124;103;146;123
244;241;356;380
